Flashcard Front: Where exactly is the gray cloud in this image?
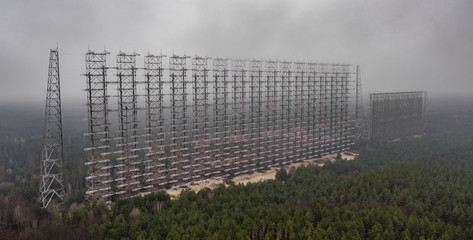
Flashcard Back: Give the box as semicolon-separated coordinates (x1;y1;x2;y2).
1;0;472;104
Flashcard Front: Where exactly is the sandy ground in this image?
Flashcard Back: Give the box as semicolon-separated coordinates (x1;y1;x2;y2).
167;178;225;198
166;151;358;199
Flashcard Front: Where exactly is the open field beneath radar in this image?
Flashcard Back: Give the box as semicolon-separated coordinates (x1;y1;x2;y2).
167;151;358;199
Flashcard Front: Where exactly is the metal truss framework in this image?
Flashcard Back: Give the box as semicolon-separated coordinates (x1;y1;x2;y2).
354;65;367;141
84;50;112;203
115;52;141;199
40;48;65;208
369;91;427;141
84;51;358;202
143;53;166;193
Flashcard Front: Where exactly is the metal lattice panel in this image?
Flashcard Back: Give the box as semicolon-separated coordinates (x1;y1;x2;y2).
115;52;142;198
354;65;366;141
84;50;113;203
191;57;211;183
279;61;293;164
169;55;190;187
143;54;166;193
306;63;318;157
212;58;229;178
293;62;305;162
369;91;426;141
230;59;247;176
83;50;359;203
264;61;279;167
248;60;261;172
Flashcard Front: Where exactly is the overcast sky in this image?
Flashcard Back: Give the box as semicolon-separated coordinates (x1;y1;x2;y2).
1;0;472;105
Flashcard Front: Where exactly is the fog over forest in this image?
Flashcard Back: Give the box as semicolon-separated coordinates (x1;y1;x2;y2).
1;1;473;239
1;0;473;105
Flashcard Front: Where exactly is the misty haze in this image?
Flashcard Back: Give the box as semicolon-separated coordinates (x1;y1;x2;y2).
1;0;473;239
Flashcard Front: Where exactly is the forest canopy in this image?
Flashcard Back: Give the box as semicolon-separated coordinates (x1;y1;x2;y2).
1;103;473;239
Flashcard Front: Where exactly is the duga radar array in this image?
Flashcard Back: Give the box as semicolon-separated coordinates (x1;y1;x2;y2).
83;50;360;203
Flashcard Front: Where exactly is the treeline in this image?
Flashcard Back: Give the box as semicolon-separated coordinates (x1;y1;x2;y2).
57;109;473;239
3;103;473;239
0;105;87;239
87;152;473;239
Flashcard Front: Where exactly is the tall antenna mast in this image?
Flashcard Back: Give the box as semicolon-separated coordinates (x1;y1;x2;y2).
40;48;65;208
355;65;366;141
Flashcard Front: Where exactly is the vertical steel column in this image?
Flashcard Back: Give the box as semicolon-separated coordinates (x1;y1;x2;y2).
329;64;339;153
84;50;112;203
280;61;293;164
335;64;344;152
274;62;284;166
317;64;327;155
40;48;65;208
169;55;190;187
256;61;265;169
191;57;210;183
293;62;305;161
212;58;229;178
143;54;166;192
263;61;279;167
230;59;247;176
115;52;141;199
248;60;263;172
306;63;317;158
299;62;311;159
341;64;354;151
354;65;365;141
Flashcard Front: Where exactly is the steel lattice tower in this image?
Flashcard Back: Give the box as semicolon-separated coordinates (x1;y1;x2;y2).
274;61;285;165
212;58;229;178
318;64;329;155
327;64;336;153
192;56;211;183
115;52;142;199
264;61;279;167
248;60;262;172
354;65;366;140
307;63;318;157
341;64;353;151
293;62;305;162
255;60;265;169
169;55;190;187
40;48;65;208
230;59;247;176
84;50;113;203
300;63;311;160
279;61;292;164
143;53;166;192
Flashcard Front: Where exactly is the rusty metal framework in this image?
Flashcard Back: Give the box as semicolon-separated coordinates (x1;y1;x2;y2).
230;59;247;176
248;60;264;171
354;65;367;141
84;51;358;202
115;52;141;199
84;50;113;203
143;53;166;193
40;48;65;208
212;58;229;178
369;91;427;141
191;56;211;183
264;61;279;166
279;61;292;164
169;55;190;187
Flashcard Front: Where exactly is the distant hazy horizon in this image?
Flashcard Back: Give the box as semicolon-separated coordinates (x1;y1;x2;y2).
1;0;473;104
